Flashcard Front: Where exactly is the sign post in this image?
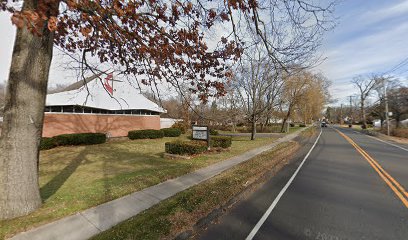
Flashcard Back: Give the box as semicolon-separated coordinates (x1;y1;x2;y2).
192;125;210;149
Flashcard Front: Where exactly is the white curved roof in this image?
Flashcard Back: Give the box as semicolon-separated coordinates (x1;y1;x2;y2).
46;77;166;113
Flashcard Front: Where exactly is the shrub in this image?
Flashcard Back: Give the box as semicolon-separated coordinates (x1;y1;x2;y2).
289;123;295;127
128;129;164;139
299;124;306;127
162;128;182;137
54;133;106;146
165;140;207;155
361;129;379;136
209;129;219;136
392;128;408;138
40;137;57;150
211;136;232;148
171;121;187;134
236;122;246;127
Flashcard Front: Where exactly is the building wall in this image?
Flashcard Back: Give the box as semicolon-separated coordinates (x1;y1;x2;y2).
160;118;182;129
43;113;160;137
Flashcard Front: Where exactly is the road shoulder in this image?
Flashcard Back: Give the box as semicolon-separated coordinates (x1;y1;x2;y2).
192;128;319;240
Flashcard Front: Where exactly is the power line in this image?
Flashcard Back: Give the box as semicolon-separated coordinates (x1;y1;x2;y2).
382;56;408;75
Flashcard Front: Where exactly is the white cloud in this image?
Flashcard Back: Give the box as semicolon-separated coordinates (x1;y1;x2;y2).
360;0;408;24
318;20;408;101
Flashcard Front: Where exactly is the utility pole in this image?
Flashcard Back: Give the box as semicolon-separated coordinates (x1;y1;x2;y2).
340;104;343;125
348;95;353;127
383;78;390;136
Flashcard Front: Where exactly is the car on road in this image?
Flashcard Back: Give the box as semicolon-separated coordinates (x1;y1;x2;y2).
321;121;327;127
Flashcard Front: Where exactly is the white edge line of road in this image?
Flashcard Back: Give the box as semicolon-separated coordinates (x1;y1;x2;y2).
245;128;323;240
340;126;408;152
366;134;408;152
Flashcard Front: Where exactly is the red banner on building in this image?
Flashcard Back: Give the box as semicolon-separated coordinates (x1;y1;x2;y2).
104;73;113;95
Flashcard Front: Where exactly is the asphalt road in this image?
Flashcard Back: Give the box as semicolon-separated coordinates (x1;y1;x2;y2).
197;126;408;240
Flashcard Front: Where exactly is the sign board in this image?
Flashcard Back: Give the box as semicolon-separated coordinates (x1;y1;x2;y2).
192;125;209;140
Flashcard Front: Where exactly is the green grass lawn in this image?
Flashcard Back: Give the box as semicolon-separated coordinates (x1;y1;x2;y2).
288;126;303;133
1;134;279;239
91;141;299;240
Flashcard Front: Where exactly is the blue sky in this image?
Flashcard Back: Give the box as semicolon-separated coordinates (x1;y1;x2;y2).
1;0;408;103
317;0;408;104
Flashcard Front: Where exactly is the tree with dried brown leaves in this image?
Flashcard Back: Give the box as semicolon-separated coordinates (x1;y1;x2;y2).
0;0;334;219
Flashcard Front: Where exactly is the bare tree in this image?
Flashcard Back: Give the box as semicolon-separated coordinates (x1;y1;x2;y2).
0;0;335;219
234;49;282;140
213;85;244;131
388;86;408;128
352;75;379;129
0;0;240;220
372;77;397;128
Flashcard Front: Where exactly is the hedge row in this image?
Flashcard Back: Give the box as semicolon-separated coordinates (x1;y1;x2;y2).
40;133;107;150
40;137;58;150
209;129;219;136
128;128;182;139
165;136;232;155
128;129;164;139
165;141;207;155
162;128;182;137
54;133;107;145
211;136;232;148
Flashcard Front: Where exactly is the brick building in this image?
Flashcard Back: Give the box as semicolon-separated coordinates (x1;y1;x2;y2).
43;73;165;137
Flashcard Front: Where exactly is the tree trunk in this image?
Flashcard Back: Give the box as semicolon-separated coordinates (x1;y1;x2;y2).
0;0;55;220
263;116;270;132
395;114;400;128
250;114;256;140
360;99;367;128
281;106;292;133
380;117;384;130
280;118;287;133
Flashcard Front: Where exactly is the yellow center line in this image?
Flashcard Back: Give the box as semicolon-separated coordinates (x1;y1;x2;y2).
354;143;408;199
335;129;408;208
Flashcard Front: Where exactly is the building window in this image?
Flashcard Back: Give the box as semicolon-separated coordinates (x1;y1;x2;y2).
44;105;161;116
51;106;62;112
74;106;83;113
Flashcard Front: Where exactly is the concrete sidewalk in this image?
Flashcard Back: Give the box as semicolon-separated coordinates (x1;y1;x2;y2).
10;128;309;240
219;132;283;138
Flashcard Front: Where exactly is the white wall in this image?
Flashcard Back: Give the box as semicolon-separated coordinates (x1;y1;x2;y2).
160;118;182;129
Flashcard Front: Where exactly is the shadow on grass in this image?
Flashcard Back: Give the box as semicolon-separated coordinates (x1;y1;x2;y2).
40;150;88;201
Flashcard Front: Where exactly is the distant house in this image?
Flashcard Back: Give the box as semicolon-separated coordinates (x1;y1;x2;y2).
43;73;166;137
